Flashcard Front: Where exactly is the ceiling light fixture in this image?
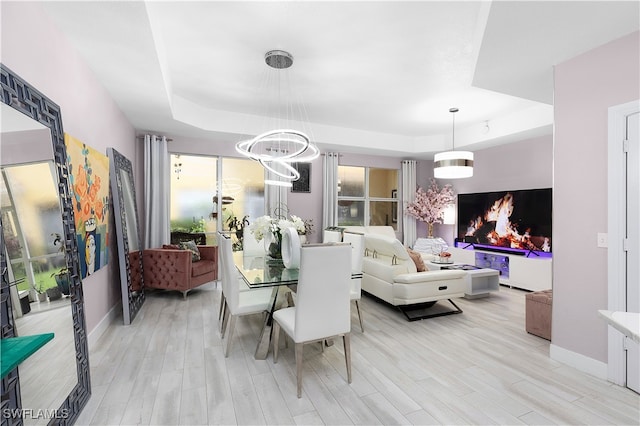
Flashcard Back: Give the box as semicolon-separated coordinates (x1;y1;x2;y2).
235;50;319;186
434;107;474;179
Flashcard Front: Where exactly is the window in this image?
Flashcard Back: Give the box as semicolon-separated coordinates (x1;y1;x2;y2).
337;166;398;228
169;154;264;248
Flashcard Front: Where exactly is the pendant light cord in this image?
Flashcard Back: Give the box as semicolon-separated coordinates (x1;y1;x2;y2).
450;107;458;150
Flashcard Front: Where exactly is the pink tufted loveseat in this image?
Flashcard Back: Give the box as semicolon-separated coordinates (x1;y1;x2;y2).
142;245;218;298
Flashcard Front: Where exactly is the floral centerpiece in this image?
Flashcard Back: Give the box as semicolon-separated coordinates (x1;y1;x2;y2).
405;179;455;238
249;214;309;258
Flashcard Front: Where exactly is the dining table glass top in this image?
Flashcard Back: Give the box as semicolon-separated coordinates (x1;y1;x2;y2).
233;251;300;288
233;250;363;288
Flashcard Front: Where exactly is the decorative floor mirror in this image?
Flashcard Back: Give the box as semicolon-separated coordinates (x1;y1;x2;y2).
108;147;145;325
1;65;91;425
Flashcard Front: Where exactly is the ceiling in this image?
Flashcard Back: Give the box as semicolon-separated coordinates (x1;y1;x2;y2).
39;1;639;159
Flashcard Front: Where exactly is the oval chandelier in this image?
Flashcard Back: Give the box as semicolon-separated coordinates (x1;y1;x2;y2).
235;50;319;185
434;107;474;179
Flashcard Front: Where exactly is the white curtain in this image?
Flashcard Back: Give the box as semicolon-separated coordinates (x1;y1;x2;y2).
322;152;339;229
402;160;417;247
143;134;170;248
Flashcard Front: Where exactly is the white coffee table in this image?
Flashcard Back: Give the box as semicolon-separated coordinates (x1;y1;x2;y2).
426;262;500;299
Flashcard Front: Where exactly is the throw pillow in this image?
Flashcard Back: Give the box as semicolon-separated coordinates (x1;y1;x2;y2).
163;244;180;250
179;240;201;262
406;248;428;272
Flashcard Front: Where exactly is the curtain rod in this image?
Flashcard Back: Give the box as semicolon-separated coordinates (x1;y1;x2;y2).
136;135;173;142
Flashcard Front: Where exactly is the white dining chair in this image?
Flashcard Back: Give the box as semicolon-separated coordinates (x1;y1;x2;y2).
241;230;263;256
322;228;343;243
218;233;273;357
343;231;365;332
272;243;353;398
218;232;254;330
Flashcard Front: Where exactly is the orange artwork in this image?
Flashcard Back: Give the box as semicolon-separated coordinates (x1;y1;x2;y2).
65;134;110;278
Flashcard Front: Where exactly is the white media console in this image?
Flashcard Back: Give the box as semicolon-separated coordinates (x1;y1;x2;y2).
449;247;552;292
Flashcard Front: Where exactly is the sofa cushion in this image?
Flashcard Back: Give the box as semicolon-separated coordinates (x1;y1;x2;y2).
363;257;409;283
191;259;215;277
406;248;428;272
364;234;409;260
179;240;201;262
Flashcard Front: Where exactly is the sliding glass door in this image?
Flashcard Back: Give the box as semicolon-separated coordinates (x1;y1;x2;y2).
169;154;264;249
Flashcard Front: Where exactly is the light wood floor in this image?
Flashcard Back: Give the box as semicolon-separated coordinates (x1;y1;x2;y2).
75;283;639;425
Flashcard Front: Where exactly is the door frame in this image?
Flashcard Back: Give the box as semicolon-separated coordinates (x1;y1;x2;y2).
607;99;640;385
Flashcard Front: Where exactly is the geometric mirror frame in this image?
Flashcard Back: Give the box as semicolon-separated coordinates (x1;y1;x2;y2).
0;64;91;425
107;147;145;325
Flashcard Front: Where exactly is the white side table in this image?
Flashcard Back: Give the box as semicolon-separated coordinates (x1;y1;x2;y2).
426;262;500;299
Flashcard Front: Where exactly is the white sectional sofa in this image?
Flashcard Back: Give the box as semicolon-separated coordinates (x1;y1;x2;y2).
344;226;467;320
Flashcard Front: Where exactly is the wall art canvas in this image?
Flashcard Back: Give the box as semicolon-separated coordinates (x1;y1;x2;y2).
291;162;311;193
65;134;110;278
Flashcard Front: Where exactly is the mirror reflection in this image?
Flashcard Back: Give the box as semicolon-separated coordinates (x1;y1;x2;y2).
120;169;139;252
108;148;145;325
1;103;77;423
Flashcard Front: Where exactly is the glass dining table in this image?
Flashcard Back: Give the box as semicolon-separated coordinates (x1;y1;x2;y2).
232;250;362;360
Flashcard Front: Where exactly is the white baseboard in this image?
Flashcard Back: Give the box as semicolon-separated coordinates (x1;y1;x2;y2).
550;343;608;380
87;303;121;350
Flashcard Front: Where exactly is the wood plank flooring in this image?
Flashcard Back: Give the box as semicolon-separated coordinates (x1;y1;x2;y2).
75;283;639;425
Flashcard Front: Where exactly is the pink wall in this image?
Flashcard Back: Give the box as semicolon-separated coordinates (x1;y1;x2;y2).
1;2;137;334
553;31;640;363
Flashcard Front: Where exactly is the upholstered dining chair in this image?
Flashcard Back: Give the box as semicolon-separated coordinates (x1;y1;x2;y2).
218;233;272;357
343;231;365;332
272;243;353;398
217;232;252;329
241;230;263;256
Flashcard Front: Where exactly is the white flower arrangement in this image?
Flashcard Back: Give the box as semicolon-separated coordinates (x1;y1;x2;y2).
289;215;307;235
249;214;307;242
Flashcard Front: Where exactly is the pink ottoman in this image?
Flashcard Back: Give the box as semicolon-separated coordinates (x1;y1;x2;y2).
525;289;552;340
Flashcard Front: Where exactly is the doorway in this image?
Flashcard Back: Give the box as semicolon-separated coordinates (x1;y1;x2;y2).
607;100;640;394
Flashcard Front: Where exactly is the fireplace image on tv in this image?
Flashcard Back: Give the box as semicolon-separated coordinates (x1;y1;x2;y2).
457;188;552;255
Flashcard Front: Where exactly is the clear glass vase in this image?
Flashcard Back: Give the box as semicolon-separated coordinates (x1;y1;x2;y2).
265;233;283;259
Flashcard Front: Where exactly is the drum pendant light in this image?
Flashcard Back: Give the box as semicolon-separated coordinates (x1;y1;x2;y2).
434;108;474;179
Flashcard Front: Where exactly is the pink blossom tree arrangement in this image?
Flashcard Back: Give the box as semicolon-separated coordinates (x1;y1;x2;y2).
405;179;455;237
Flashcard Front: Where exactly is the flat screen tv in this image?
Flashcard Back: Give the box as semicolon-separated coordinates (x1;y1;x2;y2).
457;188;552;255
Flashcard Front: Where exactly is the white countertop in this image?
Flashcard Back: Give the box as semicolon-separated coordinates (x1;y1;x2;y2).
598;310;640;344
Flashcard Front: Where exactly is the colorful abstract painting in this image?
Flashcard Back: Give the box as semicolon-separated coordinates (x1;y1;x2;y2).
65;134;110;278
